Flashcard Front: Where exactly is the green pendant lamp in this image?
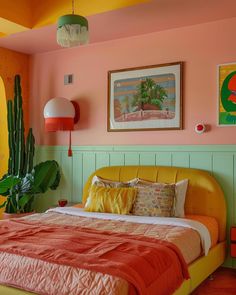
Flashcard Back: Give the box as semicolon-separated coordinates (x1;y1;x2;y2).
57;0;89;47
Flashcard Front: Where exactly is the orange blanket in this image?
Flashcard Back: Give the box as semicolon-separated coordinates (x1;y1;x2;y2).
0;219;189;295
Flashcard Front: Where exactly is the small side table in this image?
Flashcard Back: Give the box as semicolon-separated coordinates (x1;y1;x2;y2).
51;202;83;209
230;226;236;257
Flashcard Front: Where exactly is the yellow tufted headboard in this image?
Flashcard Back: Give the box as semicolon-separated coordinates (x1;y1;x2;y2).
83;166;226;242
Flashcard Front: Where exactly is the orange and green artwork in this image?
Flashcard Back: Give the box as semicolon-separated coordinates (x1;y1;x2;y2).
219;63;236;125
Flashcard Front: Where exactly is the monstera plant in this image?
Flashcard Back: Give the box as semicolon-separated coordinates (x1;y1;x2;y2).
0;75;61;214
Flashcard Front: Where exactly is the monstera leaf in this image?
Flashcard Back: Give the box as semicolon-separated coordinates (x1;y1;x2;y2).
32;160;61;194
0;161;61;213
0;175;21;195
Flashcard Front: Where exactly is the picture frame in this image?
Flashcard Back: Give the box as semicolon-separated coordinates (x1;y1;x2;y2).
107;61;183;132
218;62;236;126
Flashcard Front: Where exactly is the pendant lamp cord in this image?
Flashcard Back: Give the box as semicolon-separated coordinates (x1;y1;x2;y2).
72;0;75;14
68;131;73;157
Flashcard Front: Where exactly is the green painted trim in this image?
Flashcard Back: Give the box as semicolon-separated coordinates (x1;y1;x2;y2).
36;144;236;152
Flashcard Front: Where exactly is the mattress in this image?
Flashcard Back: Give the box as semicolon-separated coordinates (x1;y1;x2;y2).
0;208;214;295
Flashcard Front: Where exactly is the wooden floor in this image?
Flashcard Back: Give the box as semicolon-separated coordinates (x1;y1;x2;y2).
191;267;236;294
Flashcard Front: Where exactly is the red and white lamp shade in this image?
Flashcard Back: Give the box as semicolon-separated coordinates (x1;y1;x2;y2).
43;97;79;156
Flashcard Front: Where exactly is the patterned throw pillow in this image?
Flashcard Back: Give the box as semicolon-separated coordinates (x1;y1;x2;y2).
131;183;176;217
133;178;188;217
85;185;137;214
91;175;138;188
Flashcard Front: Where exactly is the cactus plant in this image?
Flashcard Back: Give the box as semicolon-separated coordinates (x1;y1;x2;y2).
0;75;61;214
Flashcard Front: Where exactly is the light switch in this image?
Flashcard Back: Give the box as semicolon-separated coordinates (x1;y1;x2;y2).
64;74;73;85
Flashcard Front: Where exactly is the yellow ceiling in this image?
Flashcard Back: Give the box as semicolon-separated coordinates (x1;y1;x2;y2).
0;0;149;35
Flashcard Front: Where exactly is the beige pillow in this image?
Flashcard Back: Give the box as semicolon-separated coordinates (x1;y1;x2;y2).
133;178;188;217
131;183;176;217
91;175;138;188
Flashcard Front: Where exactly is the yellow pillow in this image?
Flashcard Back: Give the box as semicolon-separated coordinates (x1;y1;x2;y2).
85;185;137;214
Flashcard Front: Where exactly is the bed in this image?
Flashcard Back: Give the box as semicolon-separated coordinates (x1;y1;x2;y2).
0;165;226;295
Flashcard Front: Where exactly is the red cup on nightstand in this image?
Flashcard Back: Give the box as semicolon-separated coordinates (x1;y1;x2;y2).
58;199;68;207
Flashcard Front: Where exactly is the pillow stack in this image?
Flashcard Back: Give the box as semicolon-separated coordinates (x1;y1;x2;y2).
85;175;188;217
85;176;138;214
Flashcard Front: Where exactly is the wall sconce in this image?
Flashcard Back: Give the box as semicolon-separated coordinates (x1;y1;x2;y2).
43;97;79;156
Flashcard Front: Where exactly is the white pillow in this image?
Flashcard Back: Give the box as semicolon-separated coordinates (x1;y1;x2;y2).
134;178;188;218
174;179;188;217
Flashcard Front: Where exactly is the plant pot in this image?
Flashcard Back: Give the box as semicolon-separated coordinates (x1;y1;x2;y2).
2;211;35;220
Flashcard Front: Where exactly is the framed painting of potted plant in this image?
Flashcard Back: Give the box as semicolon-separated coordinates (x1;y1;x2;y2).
107;61;183;132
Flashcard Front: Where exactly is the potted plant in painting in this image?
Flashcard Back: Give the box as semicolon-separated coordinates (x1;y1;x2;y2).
0;75;61;218
132;77;168;118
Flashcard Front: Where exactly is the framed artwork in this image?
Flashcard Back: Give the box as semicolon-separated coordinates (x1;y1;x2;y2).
218;62;236;126
107;61;183;132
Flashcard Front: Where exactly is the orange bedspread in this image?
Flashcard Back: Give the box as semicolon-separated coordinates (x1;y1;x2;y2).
0;219;189;295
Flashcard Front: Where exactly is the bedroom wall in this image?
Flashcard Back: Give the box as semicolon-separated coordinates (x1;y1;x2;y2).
29;17;236;146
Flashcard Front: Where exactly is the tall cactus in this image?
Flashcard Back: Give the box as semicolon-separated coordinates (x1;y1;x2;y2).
4;75;36;213
7;100;14;175
24;128;35;174
1;74;60;214
7;75;35;178
15;75;25;176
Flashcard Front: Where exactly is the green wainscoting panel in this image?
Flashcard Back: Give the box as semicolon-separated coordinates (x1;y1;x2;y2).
212;153;234;268
72;152;83;203
60;153;73;200
233;154;236;269
189;152;213;171
156;152;172;166
139;152;156;165
124;152;140;165
83;153;96;187
96;152;110;169
172;152;190;168
36;144;236;268
110;152;125;166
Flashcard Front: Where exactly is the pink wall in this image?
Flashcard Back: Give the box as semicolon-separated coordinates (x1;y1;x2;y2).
30;17;236;146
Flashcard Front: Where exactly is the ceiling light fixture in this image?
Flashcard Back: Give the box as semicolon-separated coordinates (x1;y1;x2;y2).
57;0;89;48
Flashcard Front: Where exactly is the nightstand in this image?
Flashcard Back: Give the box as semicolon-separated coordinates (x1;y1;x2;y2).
230;226;236;257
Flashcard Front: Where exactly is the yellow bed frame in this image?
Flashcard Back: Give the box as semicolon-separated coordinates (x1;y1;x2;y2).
0;166;226;295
